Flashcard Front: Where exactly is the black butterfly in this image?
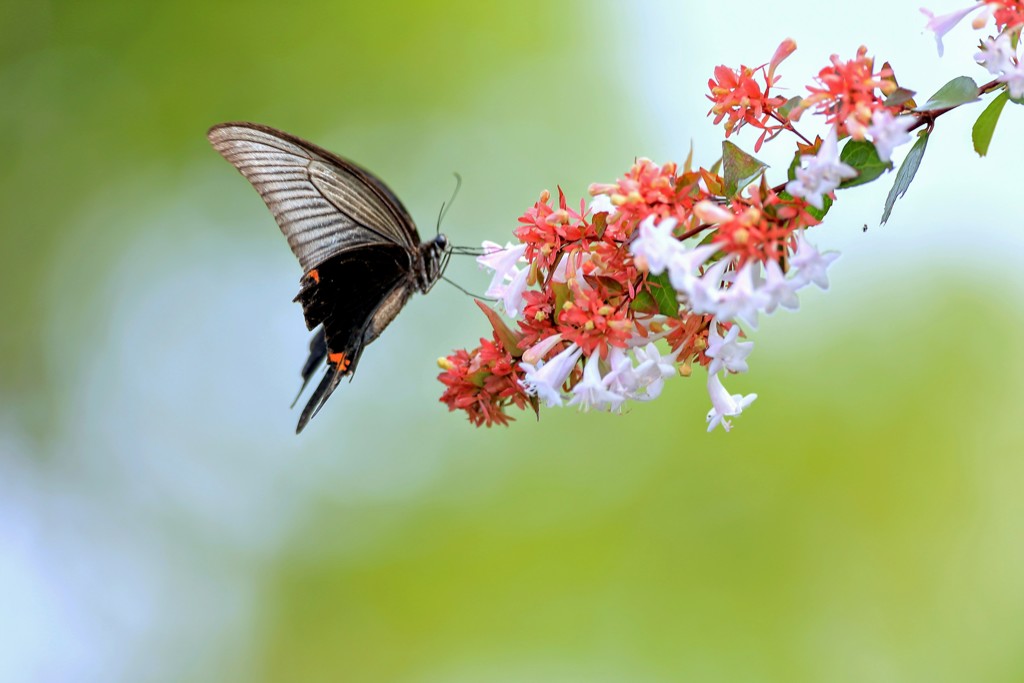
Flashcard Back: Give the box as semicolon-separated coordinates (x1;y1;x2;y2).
208;122;449;433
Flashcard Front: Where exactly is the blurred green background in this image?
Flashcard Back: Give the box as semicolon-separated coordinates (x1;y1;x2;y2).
3;1;1024;682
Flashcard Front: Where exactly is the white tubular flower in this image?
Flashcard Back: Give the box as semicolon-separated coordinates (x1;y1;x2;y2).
567;353;626;412
975;32;1015;75
1002;62;1024;99
705;373;757;433
605;347;640;397
973;32;1024;97
502;265;530;318
550;254;569;283
706;322;754;375
477;241;527;299
630;216;681;274
683;255;732;315
921;4;983;57
589;193;616;216
630;343;676;400
667;243;721;293
551;251;591;289
785;129;858;210
758;260;800;314
521;333;564;366
790;232;840;291
866;110;915;163
519;343;583;407
713;261;767;329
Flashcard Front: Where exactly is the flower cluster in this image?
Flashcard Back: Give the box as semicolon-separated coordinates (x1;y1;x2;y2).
706;39;797;151
990;0;1024;31
438;152;833;431
438;13;1021;432
975;30;1024;97
437;333;529;427
797;46;898;139
439;176;717;423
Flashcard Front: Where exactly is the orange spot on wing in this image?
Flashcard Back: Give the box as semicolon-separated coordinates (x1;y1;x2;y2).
328;351;351;372
307;269;320;284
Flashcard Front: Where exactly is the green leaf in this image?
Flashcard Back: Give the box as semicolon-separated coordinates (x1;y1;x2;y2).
466;370;489;388
629;289;658;315
838;139;888;188
722;141;767;198
914;76;979;111
551;281;570;317
648;271;680;318
882;87;917;108
474;299;524;356
696;231;718;248
631;271;679;318
786;149;801;182
806;194;833;221
778;96;802;119
880;130;929;225
972;91;1010;156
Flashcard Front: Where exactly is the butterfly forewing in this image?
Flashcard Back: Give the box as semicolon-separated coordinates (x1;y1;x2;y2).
207;123;419;271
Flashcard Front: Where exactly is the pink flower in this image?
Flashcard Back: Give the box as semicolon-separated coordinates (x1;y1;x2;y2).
921;4;984;56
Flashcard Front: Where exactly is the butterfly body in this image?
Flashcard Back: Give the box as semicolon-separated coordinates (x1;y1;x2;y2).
207;122;448;432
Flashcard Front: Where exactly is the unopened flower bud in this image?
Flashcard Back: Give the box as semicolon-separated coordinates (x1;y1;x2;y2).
546;209;569;225
437;357;454;371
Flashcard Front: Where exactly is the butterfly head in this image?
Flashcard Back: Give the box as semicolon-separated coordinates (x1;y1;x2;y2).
417;233;449;293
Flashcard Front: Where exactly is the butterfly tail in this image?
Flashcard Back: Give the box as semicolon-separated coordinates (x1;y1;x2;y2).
296;367;341;434
294;343;362;433
290;329;328;409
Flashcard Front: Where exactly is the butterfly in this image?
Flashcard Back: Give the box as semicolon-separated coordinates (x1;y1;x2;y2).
208;122;450;433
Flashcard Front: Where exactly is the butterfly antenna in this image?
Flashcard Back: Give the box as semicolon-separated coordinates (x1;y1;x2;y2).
436;172;463;236
448;245;487;256
441;275;496;301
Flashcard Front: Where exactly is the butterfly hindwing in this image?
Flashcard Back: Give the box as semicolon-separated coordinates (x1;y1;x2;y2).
293;279;416;433
292;245;413;432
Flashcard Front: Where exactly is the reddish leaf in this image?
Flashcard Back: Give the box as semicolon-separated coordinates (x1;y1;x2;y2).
475;299;524;357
